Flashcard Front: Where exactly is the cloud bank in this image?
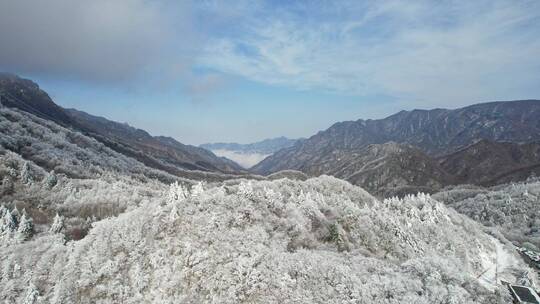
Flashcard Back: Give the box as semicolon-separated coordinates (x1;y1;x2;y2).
211;149;270;169
0;0;196;83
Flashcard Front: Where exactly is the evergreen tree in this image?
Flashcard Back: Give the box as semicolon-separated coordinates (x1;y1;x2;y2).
44;170;57;189
1;209;17;232
20;162;33;185
16;212;34;242
22;283;40;304
50;213;65;234
11;206;20;226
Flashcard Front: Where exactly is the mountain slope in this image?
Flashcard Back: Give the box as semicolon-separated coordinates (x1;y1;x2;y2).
323;143;455;197
0;73;244;176
255;139;540;196
438;140;540;186
257;142;453;196
0;105;257;184
253;101;540;194
434;178;540;249
253;100;540;176
0;73;73;126
66;109;243;173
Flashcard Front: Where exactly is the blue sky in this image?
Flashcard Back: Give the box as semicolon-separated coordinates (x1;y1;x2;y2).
1;0;540;144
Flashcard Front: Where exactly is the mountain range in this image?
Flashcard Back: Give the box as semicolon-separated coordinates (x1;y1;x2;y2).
0;72;537;302
253;100;540;196
0;73;247;181
200;136;299;154
2;73;540;196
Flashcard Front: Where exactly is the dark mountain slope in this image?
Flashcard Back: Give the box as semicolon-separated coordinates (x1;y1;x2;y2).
315;142;455;197
438;140;540;186
66;109;243;173
253;100;540;175
0;72;73;126
0;73;244;176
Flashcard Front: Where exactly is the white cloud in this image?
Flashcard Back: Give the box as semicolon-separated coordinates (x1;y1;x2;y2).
211;149;269;168
199;0;540;106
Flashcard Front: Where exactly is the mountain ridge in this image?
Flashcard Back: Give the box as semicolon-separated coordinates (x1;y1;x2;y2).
0;73;245;176
253;100;540;195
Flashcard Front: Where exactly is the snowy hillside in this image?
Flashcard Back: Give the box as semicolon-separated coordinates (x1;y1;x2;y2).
0;175;530;303
434;178;540;249
0;96;536;303
0;106;261;184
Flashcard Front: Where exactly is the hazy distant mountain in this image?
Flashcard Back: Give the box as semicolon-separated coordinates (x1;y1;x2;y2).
253;101;540;195
0;73;245;176
200;137;300;168
201;137;299;154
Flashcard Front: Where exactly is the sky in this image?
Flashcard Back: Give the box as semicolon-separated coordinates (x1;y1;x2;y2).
1;0;540;145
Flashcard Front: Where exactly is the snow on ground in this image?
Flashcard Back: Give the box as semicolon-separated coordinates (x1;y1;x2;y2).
477;238;526;291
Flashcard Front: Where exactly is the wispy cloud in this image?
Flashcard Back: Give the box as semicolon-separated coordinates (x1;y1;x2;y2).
199;0;540;105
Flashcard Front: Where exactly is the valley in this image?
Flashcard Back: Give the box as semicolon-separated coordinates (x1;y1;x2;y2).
1;74;539;303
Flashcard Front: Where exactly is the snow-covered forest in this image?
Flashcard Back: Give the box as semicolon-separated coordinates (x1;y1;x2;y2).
0;105;538;303
434;179;540;249
1;173;529;303
2;0;540;301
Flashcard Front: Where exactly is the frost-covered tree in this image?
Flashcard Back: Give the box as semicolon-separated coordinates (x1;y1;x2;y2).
8;167;18;178
20;162;34;184
22;283;40;304
237;180;253;197
44;170;57;189
435;180;540;248
1;208;17;232
16;211;33;242
0;208;17;245
49;213;65;234
167;181;188;203
191;181;205;198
